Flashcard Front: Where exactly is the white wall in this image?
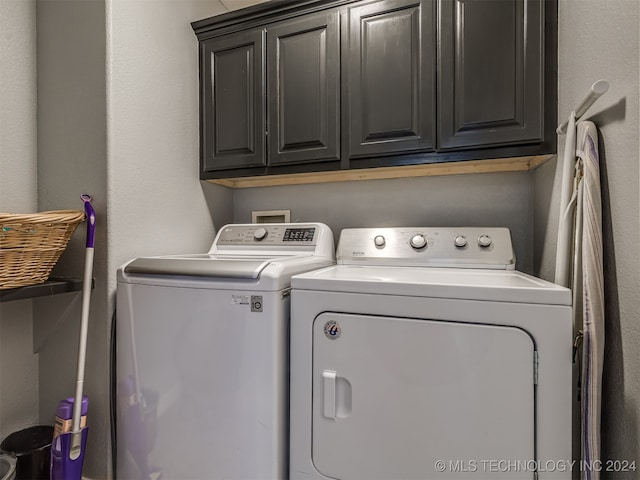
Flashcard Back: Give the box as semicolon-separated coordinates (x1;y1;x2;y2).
32;0;246;477
534;0;640;467
0;0;38;212
35;2;109;478
0;0;39;440
107;0;231;276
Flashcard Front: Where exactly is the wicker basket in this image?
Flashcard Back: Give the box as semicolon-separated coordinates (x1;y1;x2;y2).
0;210;85;290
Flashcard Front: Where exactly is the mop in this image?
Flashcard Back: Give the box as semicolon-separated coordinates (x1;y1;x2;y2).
51;194;96;480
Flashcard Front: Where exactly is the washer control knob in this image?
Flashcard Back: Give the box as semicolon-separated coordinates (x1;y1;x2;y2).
454;235;468;248
478;235;493;248
374;235;386;247
410;234;427;250
253;227;268;241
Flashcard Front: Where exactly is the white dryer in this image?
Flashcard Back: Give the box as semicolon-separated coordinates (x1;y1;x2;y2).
116;223;334;480
290;227;573;480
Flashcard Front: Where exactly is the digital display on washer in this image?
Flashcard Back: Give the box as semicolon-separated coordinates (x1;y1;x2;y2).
283;228;315;242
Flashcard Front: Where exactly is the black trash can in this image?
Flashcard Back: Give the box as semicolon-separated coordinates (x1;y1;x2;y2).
0;426;53;480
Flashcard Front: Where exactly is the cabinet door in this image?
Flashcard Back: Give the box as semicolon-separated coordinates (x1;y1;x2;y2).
201;30;265;171
312;313;535;479
347;0;435;159
438;0;543;150
267;11;340;166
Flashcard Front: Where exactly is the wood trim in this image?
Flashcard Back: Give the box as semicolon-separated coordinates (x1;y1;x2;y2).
206;154;554;188
528;154;554;170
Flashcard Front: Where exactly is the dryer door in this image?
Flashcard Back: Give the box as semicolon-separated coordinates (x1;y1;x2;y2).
312;313;536;479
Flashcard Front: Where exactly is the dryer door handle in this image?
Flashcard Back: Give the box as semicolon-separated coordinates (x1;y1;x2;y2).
322;370;337;419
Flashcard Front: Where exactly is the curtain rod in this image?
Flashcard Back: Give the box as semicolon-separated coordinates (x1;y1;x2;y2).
557;80;609;135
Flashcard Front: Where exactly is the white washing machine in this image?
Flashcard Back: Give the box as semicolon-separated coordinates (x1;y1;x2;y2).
116;223;334;480
290;227;573;480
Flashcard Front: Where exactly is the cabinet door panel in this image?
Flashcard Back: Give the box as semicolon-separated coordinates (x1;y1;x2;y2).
268;11;340;166
438;0;543;150
312;313;535;479
202;30;265;171
347;0;435;158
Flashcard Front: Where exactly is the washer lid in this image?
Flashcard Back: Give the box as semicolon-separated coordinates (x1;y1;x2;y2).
124;255;275;279
119;222;336;282
291;265;572;305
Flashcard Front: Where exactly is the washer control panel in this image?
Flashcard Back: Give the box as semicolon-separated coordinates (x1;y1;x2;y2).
216;224;318;246
210;223;335;258
337;227;515;269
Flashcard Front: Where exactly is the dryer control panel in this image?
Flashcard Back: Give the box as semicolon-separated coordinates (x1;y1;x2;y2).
336;227;515;269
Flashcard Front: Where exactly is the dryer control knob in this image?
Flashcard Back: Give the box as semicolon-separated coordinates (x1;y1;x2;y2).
374;235;386;247
410;234;427;250
478;235;493;248
254;227;268;241
454;235;468;248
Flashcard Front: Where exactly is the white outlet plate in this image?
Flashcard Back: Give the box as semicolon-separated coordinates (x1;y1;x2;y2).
251;210;291;224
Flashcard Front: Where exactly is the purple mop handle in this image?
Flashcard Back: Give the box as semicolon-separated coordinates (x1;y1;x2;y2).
81;194;96;248
70;194;96;445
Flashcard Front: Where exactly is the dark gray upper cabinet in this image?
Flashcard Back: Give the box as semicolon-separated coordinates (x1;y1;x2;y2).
438;0;544;150
347;0;436;159
201;29;265;171
267;11;341;166
192;0;556;179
